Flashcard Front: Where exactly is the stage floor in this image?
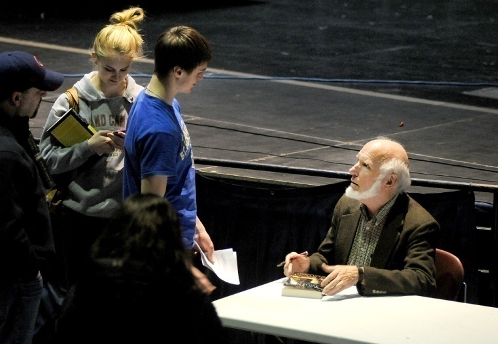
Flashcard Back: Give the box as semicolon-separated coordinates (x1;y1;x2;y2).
1;1;497;202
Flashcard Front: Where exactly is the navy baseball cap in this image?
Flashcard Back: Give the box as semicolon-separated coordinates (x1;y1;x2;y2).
0;51;64;91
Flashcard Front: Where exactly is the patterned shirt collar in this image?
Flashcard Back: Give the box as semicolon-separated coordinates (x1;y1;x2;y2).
360;194;399;225
348;194;399;266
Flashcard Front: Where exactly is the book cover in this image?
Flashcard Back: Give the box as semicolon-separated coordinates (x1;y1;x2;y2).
47;108;97;147
281;272;326;299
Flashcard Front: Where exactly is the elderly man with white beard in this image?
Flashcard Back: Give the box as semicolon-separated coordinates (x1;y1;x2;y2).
283;136;439;297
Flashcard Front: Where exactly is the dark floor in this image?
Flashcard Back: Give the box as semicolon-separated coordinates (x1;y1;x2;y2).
1;0;498;204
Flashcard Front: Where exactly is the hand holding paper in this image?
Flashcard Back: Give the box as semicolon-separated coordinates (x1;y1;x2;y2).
195;242;240;285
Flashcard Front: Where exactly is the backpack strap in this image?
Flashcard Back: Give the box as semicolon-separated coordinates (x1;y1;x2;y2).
64;87;79;113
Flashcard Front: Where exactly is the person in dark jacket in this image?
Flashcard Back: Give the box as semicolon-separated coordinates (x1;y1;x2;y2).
283;136;439;297
0;50;64;344
55;193;229;344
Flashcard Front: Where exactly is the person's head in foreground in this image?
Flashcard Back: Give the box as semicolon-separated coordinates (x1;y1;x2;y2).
56;194;229;343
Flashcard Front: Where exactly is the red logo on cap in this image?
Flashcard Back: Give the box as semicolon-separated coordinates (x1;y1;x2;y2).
33;55;44;67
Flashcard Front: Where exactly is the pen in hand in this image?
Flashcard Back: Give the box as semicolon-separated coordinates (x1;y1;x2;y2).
276;251;308;267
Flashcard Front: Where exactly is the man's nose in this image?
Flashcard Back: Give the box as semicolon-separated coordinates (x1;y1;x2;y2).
349;163;358;176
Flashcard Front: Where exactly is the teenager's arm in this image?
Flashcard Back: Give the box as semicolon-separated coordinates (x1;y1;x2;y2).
141;175;167;197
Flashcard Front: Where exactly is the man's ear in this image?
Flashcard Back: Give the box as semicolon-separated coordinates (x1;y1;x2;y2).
11;91;22;106
385;174;398;188
173;66;182;77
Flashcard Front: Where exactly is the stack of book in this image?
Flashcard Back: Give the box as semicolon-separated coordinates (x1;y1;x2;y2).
281;272;326;299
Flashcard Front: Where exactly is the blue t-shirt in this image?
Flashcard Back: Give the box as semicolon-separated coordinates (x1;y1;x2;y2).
123;90;197;248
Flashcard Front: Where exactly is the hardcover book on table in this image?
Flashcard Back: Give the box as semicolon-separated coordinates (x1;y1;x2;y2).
281;272;326;299
47;108;96;147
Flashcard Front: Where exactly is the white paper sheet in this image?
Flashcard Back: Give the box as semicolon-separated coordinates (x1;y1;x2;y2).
195;242;240;285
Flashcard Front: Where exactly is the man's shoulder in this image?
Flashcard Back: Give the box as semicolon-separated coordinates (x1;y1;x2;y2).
0;131;32;177
130;95;176;122
401;193;438;224
336;195;361;213
404;193;428;212
0;127;23;155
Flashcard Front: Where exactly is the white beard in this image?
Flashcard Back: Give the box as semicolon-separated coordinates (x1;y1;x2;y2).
345;176;384;201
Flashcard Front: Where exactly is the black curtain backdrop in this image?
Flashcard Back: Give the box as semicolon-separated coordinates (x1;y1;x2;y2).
196;174;478;304
409;190;478;303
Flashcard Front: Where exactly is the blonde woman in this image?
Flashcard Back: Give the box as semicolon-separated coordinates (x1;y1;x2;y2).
39;7;145;289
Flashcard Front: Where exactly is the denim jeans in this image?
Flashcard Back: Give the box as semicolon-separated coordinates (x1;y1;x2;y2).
0;274;43;344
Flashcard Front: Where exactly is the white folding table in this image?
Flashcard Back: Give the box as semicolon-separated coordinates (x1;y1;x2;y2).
213;278;498;344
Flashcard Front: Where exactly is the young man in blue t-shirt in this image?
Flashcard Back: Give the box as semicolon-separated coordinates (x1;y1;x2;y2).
123;26;215;293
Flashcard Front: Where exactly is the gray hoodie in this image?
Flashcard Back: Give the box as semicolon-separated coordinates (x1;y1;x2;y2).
39;72;144;218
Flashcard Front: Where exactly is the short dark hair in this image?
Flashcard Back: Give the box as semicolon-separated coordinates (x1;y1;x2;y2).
154;26;212;78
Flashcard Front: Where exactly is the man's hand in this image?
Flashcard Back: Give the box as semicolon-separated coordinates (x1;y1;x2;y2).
194;217;214;263
191;265;216;294
321;264;359;295
283;252;310;277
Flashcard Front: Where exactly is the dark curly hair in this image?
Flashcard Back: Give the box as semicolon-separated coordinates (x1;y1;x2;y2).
89;193;196;287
